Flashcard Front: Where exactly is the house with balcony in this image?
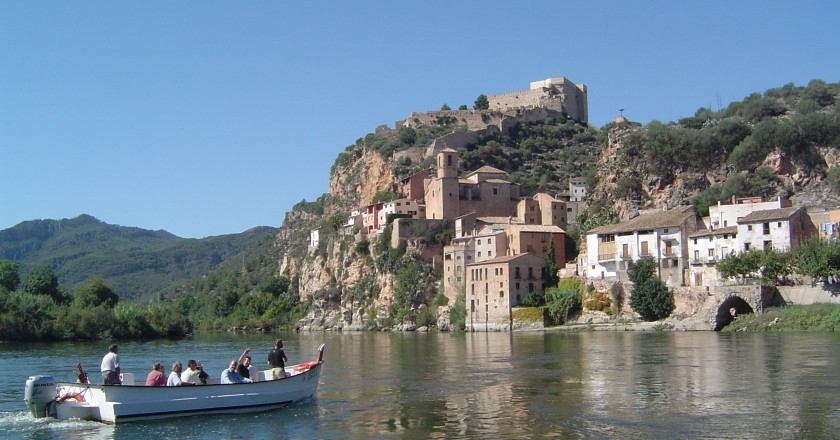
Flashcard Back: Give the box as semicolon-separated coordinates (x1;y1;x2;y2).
465;253;546;331
585;205;699;286
687;226;738;287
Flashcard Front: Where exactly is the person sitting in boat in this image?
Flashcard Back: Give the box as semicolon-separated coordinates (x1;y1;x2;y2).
268;339;288;380
167;361;184;386
145;362;165;386
100;344;121;385
181;360;203;385
197;361;209;384
236;349;259;382
221;360;252;384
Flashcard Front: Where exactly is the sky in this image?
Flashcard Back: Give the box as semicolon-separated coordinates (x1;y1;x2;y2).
2;1;839;238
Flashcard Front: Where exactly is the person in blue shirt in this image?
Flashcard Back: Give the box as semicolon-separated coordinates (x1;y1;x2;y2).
221;360;252;384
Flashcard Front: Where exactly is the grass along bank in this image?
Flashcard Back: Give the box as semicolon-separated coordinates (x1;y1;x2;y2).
721;304;840;332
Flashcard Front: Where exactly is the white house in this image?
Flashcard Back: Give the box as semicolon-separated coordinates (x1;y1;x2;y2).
736;207;805;253
586;205;698;286
687;226;738;287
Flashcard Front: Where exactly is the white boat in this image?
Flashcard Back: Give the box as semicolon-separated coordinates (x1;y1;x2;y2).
24;344;324;424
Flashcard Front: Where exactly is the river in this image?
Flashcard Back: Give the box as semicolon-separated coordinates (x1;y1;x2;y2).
1;331;838;439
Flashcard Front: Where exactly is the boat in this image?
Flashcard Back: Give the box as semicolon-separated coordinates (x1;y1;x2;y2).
23;343;324;424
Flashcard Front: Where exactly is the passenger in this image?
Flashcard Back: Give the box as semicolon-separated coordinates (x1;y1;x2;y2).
100;344;121;385
167;362;184;386
268;339;288;380
221;360;252;384
181;360;202;385
236;348;258;382
197;361;209;384
145;362;165;386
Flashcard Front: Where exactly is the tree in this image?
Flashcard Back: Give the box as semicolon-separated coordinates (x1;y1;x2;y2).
474;94;489;110
458;104;468;110
440;103;451;111
0;260;20;292
717;249;762;281
544;236;559;288
793;237;840;280
20;265;68;304
74;278;119;308
627;258;674;321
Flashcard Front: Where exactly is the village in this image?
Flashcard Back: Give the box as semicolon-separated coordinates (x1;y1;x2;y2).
309;78;840;331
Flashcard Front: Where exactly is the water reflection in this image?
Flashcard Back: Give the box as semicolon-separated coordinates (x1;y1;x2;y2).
1;331;839;439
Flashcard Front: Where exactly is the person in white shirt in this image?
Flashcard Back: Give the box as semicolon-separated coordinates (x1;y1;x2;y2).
181;360;202;385
100;344;121;385
167;362;184;386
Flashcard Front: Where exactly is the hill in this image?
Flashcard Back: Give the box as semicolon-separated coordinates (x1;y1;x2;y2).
0;214;277;301
268;79;840;331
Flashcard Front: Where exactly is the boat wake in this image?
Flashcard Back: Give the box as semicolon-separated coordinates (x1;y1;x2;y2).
0;411;112;439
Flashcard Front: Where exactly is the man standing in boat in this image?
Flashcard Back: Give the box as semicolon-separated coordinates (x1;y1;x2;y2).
100;344;121;385
268;339;288;380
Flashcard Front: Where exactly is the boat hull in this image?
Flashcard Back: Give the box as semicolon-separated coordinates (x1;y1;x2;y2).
53;362;322;424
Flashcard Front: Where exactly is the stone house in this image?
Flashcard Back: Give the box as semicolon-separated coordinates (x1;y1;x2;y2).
442;229;507;301
504;224;566;271
465;253;546;331
424;149;520;221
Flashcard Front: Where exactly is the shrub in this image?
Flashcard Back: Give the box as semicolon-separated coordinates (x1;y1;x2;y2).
544;278;584;324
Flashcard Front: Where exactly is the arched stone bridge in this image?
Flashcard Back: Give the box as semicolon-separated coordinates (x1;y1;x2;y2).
708;285;783;331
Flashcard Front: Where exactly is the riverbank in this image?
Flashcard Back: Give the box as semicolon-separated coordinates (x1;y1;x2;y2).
536;304;840;333
720;303;840;332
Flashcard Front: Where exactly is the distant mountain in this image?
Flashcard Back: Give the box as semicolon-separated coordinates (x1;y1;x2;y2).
0;215;277;302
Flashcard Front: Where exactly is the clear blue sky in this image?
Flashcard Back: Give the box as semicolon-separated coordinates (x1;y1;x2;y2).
2;1;838;238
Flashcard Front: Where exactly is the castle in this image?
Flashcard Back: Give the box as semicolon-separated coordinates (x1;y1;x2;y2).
488;77;588;123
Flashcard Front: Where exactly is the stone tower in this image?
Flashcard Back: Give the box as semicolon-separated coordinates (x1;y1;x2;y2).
425;148;460;220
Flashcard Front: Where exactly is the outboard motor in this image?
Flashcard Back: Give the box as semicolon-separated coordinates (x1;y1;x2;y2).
24;375;56;418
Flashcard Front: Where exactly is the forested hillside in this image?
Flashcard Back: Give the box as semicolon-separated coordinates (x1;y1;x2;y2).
0;214;277;301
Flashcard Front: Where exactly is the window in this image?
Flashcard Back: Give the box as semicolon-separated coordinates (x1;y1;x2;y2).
499;282;503;288
748;225;753;231
664;229;669;233
528;267;533;278
708;248;714;257
500;268;503;276
500;291;504;298
488;238;492;244
763;223;770;234
744;243;751;251
777;222;782;227
477;252;482;258
516;282;520;290
488;251;492;257
662;259;669;268
493;188;498;195
477;239;481;245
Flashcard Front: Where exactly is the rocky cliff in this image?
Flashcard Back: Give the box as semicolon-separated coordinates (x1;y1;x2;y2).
272;80;840;330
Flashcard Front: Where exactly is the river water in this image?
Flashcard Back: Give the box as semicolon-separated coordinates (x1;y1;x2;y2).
0;330;838;439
